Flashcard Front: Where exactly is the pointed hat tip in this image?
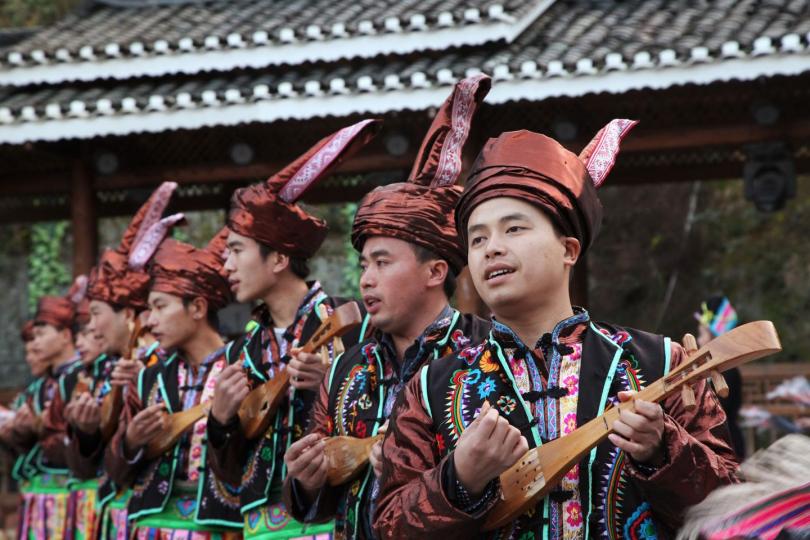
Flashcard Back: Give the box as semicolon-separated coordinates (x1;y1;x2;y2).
580;119;638;189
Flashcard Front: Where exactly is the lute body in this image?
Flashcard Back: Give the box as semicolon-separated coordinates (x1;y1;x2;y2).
324;433;384;486
238;302;362;439
100;320;146;441
71;372;93;399
145;401;212;459
484;321;782;530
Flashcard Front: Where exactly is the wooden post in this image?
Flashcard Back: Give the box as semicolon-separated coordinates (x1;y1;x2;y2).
570;253;588;307
71;161;97;277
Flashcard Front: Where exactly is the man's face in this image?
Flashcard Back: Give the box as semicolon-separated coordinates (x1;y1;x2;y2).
359;236;436;335
146;291;197;351
31;323;71;365
88;300;130;355
24;341;47;377
224;230;277;303
466;197;578;320
75;326;105;364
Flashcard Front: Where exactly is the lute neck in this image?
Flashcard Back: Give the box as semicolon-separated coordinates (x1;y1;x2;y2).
555;377;669;465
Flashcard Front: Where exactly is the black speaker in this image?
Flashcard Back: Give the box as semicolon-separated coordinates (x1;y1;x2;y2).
743;142;796;213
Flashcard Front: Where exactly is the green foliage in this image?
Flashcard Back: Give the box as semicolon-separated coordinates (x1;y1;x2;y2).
693;176;810;362
0;0;81;27
27;222;71;312
339;203;360;298
172;226;191;244
592;175;810;363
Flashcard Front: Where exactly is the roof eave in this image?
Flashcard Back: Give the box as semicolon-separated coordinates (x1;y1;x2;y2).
0;0;555;87
1;52;807;145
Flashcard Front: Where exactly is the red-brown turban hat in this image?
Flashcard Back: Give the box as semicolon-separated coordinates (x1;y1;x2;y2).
20;320;35;343
33;296;75;330
87;181;182;310
351;74;491;274
135;226;232;312
456;119;638;253
67;274;90;327
228;119;381;259
34;273;95;330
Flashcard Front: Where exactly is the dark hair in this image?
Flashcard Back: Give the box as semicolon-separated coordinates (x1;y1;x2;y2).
110;301;148;318
409;244;457;299
258;242;310;279
182;297;220;331
33;320;76;338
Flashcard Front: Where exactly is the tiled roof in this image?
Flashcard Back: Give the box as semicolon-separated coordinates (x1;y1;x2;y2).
0;28;36;48
0;0;549;85
0;0;808;144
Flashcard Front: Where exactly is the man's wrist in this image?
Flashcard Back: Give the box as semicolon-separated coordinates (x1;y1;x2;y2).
123;435;140;459
296;479;322;505
640;443;666;467
631;443;668;475
453;460;485;497
211;408;234;425
445;454;499;515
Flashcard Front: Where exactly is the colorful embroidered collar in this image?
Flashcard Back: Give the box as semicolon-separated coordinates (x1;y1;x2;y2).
252;280;325;333
491;307;590;351
376;304;455;375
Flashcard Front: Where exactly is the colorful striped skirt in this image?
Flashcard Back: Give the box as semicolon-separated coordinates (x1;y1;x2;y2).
18;474;71;540
701;481;810;539
243;502;333;540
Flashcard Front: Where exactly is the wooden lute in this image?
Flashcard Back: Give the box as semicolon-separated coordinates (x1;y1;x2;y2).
238;302;362;440
145;303;359;456
99;319;145;441
72;372;93;399
324;433;384;486
483;320;782;530
145;401;212;459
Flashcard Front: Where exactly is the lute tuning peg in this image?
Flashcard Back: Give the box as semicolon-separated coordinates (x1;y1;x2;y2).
680;334;698;411
681;385;697;411
710;370;729;398
333;336;345;356
682;333;698;354
682;333;729;399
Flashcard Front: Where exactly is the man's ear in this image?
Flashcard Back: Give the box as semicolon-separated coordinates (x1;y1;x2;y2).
123;307;137;325
272;251;291;275
188;297;209;322
562;237;581;268
59;327;73;344
426;259;449;290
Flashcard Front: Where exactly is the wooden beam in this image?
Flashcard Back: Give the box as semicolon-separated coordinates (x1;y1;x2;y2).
1;150;809;224
0;206;71;223
70;161;97;277
0;190;231;224
3;118;809;198
552;120;810;156
621;121;810;153
95;153;415;190
0;154;413;197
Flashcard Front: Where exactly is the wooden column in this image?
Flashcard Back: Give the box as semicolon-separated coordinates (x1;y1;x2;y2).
71;161;97;277
570;253;589;308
